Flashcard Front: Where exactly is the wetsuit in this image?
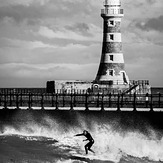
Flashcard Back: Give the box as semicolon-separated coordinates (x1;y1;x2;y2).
76;132;94;154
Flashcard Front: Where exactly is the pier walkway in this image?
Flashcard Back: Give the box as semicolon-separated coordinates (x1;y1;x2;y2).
0;106;163;112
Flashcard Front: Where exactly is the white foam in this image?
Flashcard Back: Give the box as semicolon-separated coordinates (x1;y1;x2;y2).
1;113;163;162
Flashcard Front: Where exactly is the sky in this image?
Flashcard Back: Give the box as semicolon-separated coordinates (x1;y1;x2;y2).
0;0;163;88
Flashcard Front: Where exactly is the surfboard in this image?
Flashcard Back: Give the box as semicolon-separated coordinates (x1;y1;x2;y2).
69;153;114;163
70;154;90;162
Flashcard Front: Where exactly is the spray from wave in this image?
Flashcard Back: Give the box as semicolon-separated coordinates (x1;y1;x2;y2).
0;111;163;162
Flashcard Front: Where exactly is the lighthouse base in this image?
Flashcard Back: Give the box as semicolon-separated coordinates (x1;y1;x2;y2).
92;80;129;94
92;80;151;94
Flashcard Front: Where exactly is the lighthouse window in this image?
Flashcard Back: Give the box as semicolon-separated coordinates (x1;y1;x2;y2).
110;55;113;61
109;70;113;76
109;20;114;26
110;34;114;40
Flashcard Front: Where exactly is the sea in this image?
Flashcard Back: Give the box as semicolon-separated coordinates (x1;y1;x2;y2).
0;87;163;163
0;109;163;163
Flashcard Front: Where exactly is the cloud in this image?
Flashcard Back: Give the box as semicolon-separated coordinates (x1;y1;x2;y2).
0;38;56;49
0;0;50;7
0;0;95;25
123;18;163;46
135;15;163;32
38;25;102;41
0;38;100;65
65;23;91;36
0;0;163;87
38;26;88;41
0;5;45;24
122;0;161;29
0;63;98;87
124;39;163;86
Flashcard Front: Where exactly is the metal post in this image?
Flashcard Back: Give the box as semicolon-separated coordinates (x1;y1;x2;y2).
74;92;76;107
97;93;99;107
121;93;124;108
85;93;88;111
101;93;104;111
63;93;65;107
150;94;153;112
41;93;44;110
145;93;149;108
16;94;20;109
109;93;111;107
28;93;32;110
159;93;161;108
0;93;1;106
52;93;54;107
4;93;8;109
31;93;33;109
133;93;136;111
9;92;12;106
70;93;73;110
20;92;23;106
117;94;120;111
55;93;58;110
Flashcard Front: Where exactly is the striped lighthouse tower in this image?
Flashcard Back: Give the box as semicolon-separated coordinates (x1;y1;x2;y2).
95;0;129;89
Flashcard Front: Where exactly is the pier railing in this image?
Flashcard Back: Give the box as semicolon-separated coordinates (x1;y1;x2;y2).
0;92;163;111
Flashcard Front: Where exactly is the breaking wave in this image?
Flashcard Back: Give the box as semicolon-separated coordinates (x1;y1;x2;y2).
0;111;163;163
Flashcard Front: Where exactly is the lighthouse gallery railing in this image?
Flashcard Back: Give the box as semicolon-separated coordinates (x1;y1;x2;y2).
101;9;123;15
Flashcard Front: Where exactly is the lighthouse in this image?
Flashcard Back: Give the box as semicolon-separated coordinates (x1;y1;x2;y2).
46;0;151;94
95;0;129;89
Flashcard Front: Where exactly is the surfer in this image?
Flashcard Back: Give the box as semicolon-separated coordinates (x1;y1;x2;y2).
75;130;95;154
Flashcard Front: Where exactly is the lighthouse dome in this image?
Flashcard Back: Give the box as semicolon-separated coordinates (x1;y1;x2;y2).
104;0;121;6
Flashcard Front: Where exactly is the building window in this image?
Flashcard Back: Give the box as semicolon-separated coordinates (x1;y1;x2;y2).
110;55;113;61
110;34;114;40
109;70;113;76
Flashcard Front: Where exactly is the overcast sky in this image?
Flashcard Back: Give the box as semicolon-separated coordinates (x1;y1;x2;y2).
0;0;163;88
